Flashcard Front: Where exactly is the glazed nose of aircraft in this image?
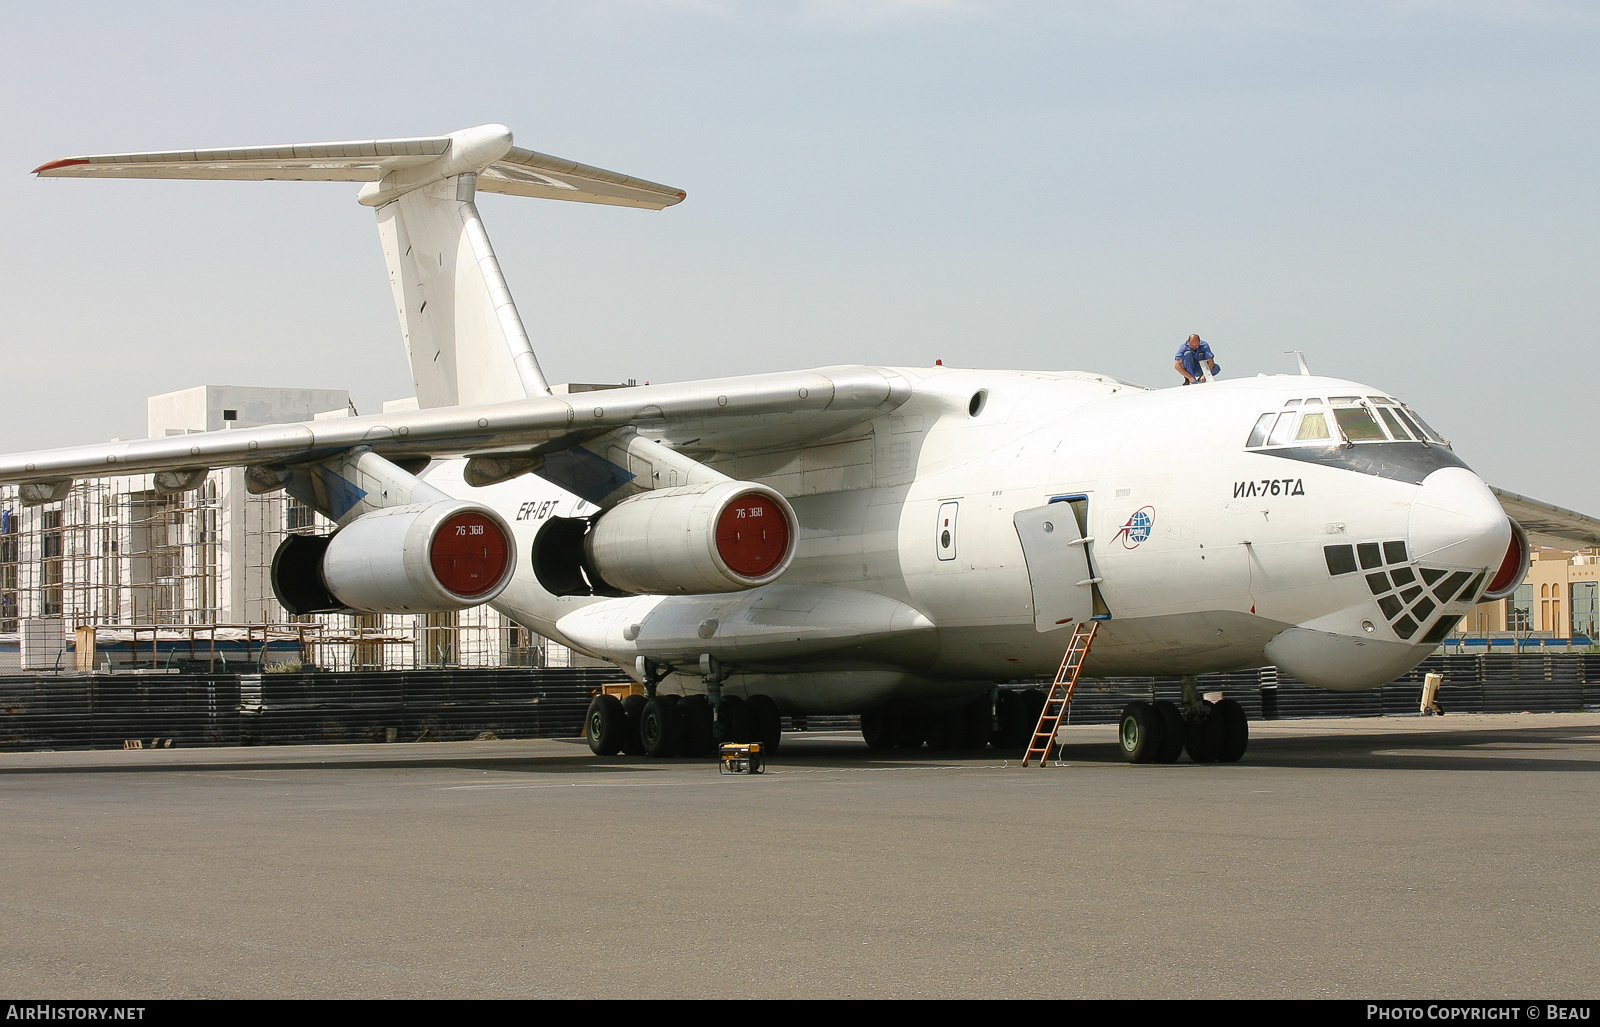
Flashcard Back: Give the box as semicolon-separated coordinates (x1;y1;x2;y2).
1408;467;1510;573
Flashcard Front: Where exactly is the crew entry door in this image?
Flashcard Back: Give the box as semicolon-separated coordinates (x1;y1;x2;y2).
935;501;959;561
1013;499;1099;632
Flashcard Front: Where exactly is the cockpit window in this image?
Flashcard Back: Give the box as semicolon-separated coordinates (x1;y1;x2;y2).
1391;407;1426;440
1295;412;1331;441
1266;411;1298;446
1331;400;1387;442
1403;407;1449;444
1376;407;1413;441
1245;395;1452;450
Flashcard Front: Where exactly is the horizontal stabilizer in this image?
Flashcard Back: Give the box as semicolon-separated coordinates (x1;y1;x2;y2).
35;125;685;210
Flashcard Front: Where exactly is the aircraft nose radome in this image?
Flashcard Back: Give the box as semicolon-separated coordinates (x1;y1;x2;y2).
1408;467;1510;570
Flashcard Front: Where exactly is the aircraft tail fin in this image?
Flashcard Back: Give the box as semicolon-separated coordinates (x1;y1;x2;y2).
36;125;685;408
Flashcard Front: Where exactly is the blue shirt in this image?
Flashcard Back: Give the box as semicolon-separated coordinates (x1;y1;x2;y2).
1175;340;1215;380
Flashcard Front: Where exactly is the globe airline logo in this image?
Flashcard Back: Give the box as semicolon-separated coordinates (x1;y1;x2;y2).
1114;506;1155;549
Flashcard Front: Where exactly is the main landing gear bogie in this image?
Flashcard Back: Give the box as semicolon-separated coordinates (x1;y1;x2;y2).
861;693;1010;754
1117;696;1249;765
584;691;782;759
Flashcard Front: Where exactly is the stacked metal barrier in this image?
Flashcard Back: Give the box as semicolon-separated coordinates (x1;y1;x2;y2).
0;667;625;750
1;653;1599;752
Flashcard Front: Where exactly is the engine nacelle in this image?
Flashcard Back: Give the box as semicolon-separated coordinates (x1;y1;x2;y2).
1481;517;1531;601
533;481;796;596
271;500;515;615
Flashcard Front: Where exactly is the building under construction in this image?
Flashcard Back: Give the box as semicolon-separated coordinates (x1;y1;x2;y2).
0;384;571;674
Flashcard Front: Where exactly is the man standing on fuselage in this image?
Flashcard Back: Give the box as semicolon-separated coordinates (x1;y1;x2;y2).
1175;334;1219;385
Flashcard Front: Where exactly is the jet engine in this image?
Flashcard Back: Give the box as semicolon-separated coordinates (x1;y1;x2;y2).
272;500;515;615
1480;517;1531;602
533;481;796;597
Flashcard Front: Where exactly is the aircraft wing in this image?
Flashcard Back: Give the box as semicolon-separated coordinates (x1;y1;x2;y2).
0;366;907;490
1494;487;1600;549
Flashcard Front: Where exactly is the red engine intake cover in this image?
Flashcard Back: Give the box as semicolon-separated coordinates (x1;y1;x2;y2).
430;511;510;597
1486;524;1528;597
715;492;791;579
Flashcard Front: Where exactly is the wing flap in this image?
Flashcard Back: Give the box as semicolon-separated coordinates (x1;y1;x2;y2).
1494;487;1600;549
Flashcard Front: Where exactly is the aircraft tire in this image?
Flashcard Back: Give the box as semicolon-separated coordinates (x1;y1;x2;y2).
747;694;783;755
999;688;1047;755
585;694;627;756
641;695;685;757
995;691;1031;751
1183;701;1226;763
620;694;648;756
718;695;751;745
1215;697;1249;762
1151;700;1186;763
960;695;993;750
924;708;966;751
681;694;715;757
1021;688;1047;741
1117;701;1164;764
860;709;895;750
893;709;927;750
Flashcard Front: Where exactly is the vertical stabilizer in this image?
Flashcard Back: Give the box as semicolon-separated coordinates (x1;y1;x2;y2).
375;171;549;407
34;123;686;411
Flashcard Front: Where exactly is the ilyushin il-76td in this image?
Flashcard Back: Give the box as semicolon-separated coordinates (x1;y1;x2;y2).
17;125;1600;764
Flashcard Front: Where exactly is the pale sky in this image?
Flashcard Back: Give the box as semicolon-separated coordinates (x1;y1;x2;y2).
3;1;1597;509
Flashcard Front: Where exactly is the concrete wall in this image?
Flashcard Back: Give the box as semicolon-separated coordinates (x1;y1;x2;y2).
147;385;351;438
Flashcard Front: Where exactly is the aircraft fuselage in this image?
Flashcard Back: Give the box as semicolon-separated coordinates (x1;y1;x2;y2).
429;365;1510;715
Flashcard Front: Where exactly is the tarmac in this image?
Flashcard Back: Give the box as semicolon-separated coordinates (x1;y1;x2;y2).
1;711;1598;999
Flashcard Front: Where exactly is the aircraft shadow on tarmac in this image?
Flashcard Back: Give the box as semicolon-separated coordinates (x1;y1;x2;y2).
1047;722;1600;774
687;722;1600;775
1;721;1596;776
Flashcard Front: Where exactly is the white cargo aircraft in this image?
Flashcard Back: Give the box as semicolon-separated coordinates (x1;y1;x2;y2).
18;125;1600;764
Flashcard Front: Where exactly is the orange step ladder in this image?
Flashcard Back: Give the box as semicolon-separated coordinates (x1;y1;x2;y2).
1022;621;1099;767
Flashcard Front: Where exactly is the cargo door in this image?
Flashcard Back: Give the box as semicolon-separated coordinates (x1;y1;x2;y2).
1013;501;1098;632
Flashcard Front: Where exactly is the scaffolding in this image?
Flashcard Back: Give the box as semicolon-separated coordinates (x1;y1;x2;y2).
0;470;565;672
